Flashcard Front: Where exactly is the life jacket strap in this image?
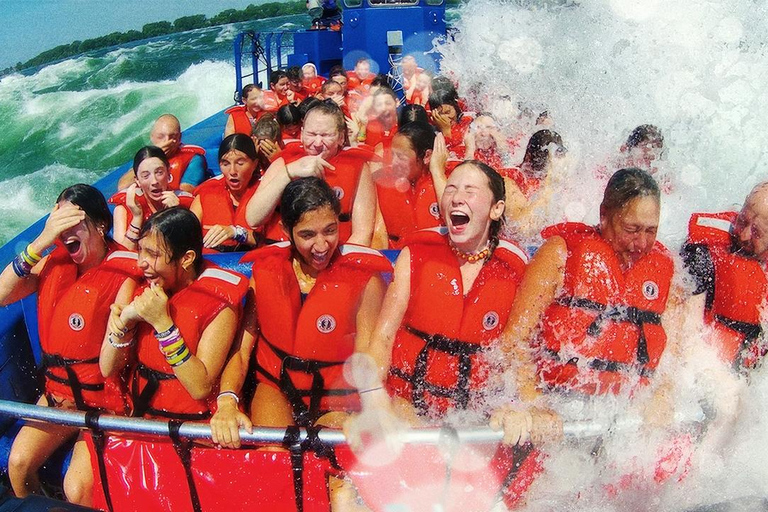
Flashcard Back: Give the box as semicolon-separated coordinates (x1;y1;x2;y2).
169;420;203;512
715;314;765;371
257;337;353;427
131;364;211;421
392;325;484;414
41;352;104;410
85;411;114;512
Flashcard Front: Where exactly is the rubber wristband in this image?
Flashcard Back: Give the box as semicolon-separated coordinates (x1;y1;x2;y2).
108;332;134;349
155;324;178;340
217;391;240;404
25;245;42;262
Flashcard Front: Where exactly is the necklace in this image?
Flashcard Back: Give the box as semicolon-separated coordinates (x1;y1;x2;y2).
450;241;491;263
292;257;316;293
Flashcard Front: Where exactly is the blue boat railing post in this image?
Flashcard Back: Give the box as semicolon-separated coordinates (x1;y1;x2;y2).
265;33;274;80
276;32;284;70
250;33;260;87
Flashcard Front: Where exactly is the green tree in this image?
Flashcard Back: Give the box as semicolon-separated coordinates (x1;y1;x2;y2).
142;21;173;38
174;14;207;32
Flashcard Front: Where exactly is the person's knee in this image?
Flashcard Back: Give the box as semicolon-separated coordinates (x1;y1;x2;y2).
8;444;34;478
64;471;93;505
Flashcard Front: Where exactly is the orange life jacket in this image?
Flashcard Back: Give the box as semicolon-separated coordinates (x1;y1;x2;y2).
537;223;673;395
225;105;267;136
38;244;142;412
263;143;375;242
388;228;529;417
243;242;391;425
166;145;206;190
501;167;543;199
375;171;441;249
302;76;326;94
262;90;286;111
686;211;768;370
365;118;398;152
131;264;248;420
109;188;194;227
193;175;261;253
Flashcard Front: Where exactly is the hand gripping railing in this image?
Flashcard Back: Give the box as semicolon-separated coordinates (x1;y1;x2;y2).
0;399;698;445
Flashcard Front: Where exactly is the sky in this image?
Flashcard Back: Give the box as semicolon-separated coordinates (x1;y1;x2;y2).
0;0;285;69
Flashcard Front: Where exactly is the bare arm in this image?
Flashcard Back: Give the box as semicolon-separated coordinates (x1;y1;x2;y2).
429;133;448;201
503;178;528;223
189;195;203;221
116;169;135;191
99;278;140;377
223;115;236;138
174;306;238;400
111;205;133;250
354;275;387;353
501;236;567;401
347;163;376;246
0;203;87;306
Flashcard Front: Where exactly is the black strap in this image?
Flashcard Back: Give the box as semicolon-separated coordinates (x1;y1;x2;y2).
283;426;305;512
256;337;352;426
168;420;203;512
85;411;114;512
131;364;210;420
390;325;484;414
715;314;764;371
41;353;103;411
555;296;661;374
498;443;535;502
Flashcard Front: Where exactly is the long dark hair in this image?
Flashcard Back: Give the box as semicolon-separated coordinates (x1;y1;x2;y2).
522;130;565;176
133;146;169;176
219;133;258;162
57;184;112;235
139;207;204;275
281;177;341;235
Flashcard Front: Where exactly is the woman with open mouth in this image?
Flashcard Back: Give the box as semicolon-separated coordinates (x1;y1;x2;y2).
110;145;193;250
100;207;247;423
347;160;561;509
0;184;142;506
211;177;388;508
190;134;262;253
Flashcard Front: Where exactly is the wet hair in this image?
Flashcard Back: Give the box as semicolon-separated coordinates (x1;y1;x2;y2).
281;177;341;234
219;133;258;162
626;124;664;149
328;65;347;80
270;70;288;86
286;66;302;82
430;76;459;100
600;167;660;218
428;87;462;121
252;113;281;142
320;80;343;96
304;101;346;137
140;207;204;275
371;74;389;89
277;104;302;128
522;130;566;176
453;160;506;248
57;184;112;235
372;86;397;103
241;83;260;101
396;122;436;161
133;146;169;177
355;57;370;67
298;96;322;119
399;104;430;127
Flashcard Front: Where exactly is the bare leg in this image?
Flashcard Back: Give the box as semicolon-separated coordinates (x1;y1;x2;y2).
63;435;93;506
8;396;78;497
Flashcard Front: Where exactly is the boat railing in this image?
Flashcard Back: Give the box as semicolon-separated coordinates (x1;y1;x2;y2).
0;399;704;446
233;30;296;104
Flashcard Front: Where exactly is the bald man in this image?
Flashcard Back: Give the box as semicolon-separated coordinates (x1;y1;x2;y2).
682;182;768;372
117;114;207;193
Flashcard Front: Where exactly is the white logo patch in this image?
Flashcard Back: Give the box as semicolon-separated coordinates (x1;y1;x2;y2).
68;313;85;332
333;186;345;200
482;311;500;331
642;281;659;300
316;314;337;334
429;202;440;219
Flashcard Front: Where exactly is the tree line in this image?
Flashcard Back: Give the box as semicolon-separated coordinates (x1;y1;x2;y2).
2;1;306;75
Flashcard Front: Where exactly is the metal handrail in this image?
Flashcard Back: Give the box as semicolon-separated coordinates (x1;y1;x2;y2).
0;399;655;446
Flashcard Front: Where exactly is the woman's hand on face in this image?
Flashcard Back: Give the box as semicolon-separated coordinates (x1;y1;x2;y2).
132;283;172;332
36;203;87;250
125;183;144;219
431;110;452;134
259;139;281;162
202;224;236;249
160;191;180;208
210;396;253;449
